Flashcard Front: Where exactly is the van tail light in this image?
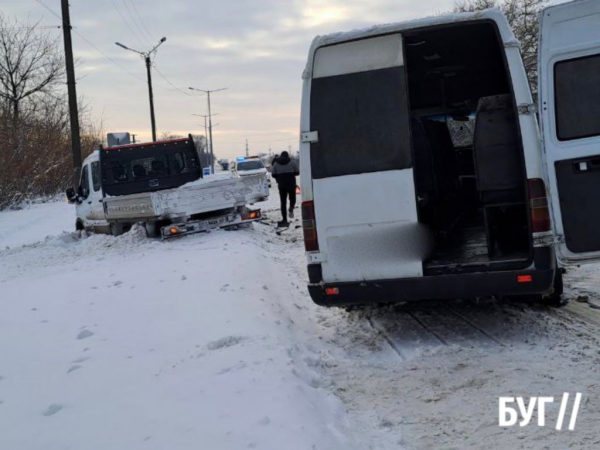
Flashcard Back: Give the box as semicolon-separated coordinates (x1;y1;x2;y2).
528;178;551;233
301;201;319;252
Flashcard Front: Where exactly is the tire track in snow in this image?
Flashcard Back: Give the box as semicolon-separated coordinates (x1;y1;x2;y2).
408;305;502;348
366;316;406;361
443;307;505;346
405;310;448;346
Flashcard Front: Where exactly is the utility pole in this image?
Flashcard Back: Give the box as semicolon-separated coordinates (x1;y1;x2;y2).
132;134;137;144
192;113;218;168
245;139;249;157
189;87;228;174
60;0;82;187
145;55;157;141
116;37;167;142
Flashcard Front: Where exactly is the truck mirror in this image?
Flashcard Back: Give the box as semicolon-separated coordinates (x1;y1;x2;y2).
65;187;79;204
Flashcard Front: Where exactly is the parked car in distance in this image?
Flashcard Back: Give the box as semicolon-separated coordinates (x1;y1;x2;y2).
231;156;272;188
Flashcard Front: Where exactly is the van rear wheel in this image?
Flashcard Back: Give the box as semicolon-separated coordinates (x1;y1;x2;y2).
539;269;566;307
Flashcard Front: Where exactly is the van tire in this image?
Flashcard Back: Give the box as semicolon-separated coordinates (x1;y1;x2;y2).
539;269;566;307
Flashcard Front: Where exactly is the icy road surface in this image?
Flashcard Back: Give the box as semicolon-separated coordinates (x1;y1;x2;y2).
1;194;600;450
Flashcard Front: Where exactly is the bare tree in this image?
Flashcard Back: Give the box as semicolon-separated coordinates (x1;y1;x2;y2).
0;14;65;120
453;0;547;97
454;0;498;12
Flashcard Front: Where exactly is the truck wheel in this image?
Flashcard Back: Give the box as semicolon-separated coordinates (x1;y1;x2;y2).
144;222;159;238
110;223;125;237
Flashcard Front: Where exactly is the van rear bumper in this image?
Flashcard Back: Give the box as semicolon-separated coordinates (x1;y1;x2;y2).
307;248;556;307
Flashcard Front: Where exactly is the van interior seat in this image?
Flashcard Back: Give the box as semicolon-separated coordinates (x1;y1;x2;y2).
473;94;525;204
412;116;462;235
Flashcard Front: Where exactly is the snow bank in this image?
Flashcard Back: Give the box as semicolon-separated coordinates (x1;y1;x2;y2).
0;200;356;450
0;201;75;248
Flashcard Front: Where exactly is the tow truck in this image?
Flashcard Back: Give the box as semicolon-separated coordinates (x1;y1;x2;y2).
66;136;269;238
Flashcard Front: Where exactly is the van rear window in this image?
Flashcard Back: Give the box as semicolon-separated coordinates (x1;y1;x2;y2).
309;66;412;179
555;53;600;141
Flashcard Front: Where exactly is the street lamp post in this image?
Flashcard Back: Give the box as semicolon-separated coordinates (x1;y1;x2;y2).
192;113;218;168
189;87;227;174
116;37;167;142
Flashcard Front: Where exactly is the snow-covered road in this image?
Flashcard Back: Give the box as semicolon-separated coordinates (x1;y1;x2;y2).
1;195;600;450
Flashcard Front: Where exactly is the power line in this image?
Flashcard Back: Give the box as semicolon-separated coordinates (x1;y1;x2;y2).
35;0;192;101
110;0;147;48
0;25;61;30
36;0;62;20
123;0;152;41
153;65;193;96
36;0;143;83
73;29;147;83
129;0;155;42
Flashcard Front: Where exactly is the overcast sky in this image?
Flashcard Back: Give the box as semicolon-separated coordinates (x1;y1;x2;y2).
5;0;564;159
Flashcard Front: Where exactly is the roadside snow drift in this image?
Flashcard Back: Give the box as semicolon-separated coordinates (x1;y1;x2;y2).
2;198;600;450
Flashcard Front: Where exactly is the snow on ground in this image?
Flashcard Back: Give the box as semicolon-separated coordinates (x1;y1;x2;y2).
0;201;74;248
1;192;600;450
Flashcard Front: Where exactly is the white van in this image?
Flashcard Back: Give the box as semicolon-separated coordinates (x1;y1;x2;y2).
300;1;600;306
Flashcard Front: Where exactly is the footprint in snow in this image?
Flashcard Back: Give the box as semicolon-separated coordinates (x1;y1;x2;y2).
76;330;94;340
217;361;246;375
67;365;82;374
220;284;229;292
42;404;64;417
207;336;246;351
72;356;90;364
257;416;270;426
181;275;187;281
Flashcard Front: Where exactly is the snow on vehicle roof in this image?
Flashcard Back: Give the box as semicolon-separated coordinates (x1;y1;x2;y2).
105;137;190;151
303;9;518;78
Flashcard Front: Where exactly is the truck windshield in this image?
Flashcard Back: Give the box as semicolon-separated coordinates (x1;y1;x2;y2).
237;160;264;171
101;141;202;196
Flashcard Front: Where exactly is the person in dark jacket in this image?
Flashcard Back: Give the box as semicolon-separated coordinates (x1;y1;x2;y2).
271;151;299;227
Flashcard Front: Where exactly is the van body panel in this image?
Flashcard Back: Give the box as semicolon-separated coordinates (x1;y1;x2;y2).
503;47;544;179
309;247;556;306
307;32;426;283
313;170;432;282
539;0;600;264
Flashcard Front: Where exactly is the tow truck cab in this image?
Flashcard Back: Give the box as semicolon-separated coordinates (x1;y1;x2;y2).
300;2;600;306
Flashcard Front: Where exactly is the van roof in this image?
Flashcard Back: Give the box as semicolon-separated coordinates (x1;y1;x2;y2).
303;9;517;78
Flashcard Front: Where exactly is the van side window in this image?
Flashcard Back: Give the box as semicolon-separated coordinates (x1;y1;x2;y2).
310;66;412;179
91;161;101;192
554;53;600;141
79;165;90;199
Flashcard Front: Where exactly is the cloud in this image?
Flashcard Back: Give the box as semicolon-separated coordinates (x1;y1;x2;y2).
4;0;458;158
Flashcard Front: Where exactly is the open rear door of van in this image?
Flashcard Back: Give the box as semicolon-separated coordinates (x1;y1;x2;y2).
539;0;600;265
307;34;431;283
